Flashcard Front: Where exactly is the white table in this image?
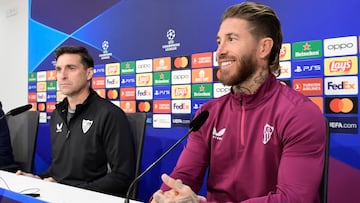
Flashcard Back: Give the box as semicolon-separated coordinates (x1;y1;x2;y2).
0;170;142;203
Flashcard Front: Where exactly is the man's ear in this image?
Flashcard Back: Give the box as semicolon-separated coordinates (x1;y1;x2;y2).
259;37;273;59
87;67;94;80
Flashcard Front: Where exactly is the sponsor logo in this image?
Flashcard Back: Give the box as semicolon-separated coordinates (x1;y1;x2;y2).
120;74;136;87
98;40;113;60
120;87;136;100
136;87;153;100
37;102;46;112
325;97;357;114
191;52;212;68
212;127;225;140
28;72;37;82
324;56;358;76
56;122;63;133
105;63;120;75
136;59;152;73
153;57;171;71
172;114;191;128
280;43;291;61
213;67;221;82
153;114;171;128
192;68;213;83
292;40;322;59
120;61;136;74
37;82;47;92
94;64;105;77
153;86;171;99
153;71;171;85
37;71;47;82
136;73;153;86
162;29;181;52
137;100;152;112
28;82;37;92
120;101;136;113
46;81;57;91
327;116;358;134
105;76;120;88
106;89;119;100
46;70;56;81
292;78;323;96
37;92;47;102
292;59;322;78
172;100;191;114
56;91;66;102
278;61;291;79
191;99;208;114
172;85;191;99
46;102;56;113
172;56;190;69
46;92;57;102
323;36;358;57
213;83;231;98
172;70;191;84
91;77;105;89
192;84;213;99
153;100;171;113
28;93;37;103
324;76;358;95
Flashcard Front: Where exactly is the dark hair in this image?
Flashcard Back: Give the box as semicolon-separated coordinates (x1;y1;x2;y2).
221;2;283;75
54;46;94;69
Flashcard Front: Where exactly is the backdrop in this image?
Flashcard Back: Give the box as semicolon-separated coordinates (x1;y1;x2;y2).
28;0;360;202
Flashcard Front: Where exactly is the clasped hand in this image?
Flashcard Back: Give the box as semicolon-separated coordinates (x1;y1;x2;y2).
15;170;56;182
151;174;206;203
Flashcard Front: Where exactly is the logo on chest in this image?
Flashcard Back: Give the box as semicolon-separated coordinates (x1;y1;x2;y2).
212;127;226;140
56;123;63;133
263;123;274;144
82;119;93;134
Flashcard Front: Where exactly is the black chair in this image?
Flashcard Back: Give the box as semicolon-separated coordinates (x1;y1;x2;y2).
126;112;146;199
4;111;40;173
320;118;330;203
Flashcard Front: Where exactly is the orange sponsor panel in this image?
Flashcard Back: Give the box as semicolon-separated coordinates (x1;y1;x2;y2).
292;78;323;96
191;68;213;83
46;70;57;81
153;57;171;71
120;101;136;113
309;97;323;113
191;52;212;68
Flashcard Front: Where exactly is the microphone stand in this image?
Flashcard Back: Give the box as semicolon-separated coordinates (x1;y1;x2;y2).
124;126;194;203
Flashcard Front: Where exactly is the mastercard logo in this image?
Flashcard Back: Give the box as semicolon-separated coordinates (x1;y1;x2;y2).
326;97;357;113
37;103;46;111
173;57;189;68
137;101;151;112
106;89;119;100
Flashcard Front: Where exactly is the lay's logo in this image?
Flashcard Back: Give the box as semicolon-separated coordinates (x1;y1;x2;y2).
324;56;358;76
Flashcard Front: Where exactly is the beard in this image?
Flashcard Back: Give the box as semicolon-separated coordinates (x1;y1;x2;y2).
219;54;257;86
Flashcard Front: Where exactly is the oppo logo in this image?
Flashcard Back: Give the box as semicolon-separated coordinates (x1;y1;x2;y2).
327;43;353;50
215;87;230;92
173;75;189;80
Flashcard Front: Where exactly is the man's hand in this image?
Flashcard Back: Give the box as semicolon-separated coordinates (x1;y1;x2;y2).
15;170;41;179
152;174;206;203
43;177;57;182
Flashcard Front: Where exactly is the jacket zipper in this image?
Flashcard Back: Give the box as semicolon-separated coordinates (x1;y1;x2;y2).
240;98;245;145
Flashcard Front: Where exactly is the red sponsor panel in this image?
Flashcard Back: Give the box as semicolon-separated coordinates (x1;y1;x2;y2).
120;87;136;100
46;102;56;113
92;77;105;89
191;52;212;68
28;92;37;103
153;100;171;113
292;78;323;96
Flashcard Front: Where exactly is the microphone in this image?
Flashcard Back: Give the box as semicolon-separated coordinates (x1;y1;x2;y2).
0;104;32;120
124;110;209;203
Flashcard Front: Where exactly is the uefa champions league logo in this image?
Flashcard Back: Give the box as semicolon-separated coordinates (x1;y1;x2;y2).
99;40;112;60
102;40;109;54
162;28;181;52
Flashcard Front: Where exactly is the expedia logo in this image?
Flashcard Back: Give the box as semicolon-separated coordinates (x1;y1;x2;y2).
325;97;357;114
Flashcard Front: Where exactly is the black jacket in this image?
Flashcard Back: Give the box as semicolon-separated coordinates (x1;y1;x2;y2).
40;89;135;197
0;102;15;167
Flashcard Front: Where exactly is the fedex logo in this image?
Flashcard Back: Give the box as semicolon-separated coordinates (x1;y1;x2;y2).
136;87;153;100
325;76;358;95
172;100;191;114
